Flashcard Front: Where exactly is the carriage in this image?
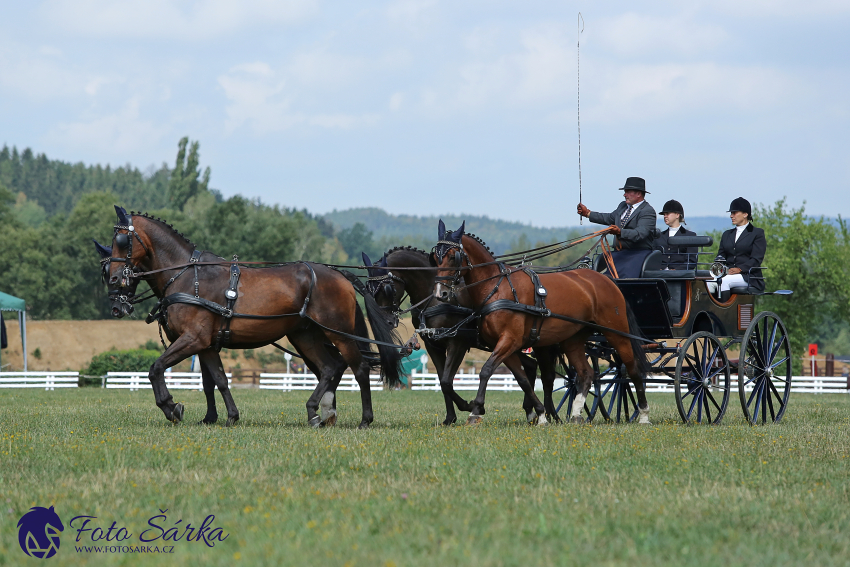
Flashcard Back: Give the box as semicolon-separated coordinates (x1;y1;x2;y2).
555;235;793;425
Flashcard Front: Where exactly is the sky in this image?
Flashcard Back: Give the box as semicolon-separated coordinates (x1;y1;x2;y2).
1;0;848;227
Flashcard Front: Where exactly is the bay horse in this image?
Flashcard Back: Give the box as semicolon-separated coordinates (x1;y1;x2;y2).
94;206;401;428
363;248;568;424
431;221;652;425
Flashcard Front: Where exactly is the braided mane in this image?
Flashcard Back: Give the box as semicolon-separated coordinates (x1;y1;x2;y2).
384;245;428;258
130;211;196;248
465;233;493;256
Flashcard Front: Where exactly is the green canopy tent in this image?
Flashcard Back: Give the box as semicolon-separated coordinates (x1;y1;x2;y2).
0;291;27;371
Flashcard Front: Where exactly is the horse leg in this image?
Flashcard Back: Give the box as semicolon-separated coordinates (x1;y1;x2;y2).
500;351;548;426
289;331;343;428
519;351;540;423
332;339;373;429
533;347;561;423
438;340;469;425
304;348;346;427
198;350;240;426
147;333;204;423
199;358;218;425
562;339;594;424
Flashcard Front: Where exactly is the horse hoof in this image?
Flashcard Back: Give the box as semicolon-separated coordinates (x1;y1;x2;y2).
199;418;217;425
225;416;239;427
537;413;549;426
309;416;322;429
442;417;457;426
548;413;562;424
570;416;586;424
171;403;184;423
358;421;371;430
527;411;537;425
322;414;337;427
466;415;483;425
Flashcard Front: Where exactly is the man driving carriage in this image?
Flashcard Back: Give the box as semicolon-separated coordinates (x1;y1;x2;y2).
576;176;656;278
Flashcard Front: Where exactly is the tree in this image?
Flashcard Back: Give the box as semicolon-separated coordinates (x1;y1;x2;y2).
755;199;850;371
168;137;210;211
338;222;379;261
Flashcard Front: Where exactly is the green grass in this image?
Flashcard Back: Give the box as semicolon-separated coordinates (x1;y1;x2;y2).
1;389;849;566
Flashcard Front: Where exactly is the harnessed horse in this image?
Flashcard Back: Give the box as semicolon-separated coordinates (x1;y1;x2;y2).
431;221;652;425
364;248;568;424
94;206;401;428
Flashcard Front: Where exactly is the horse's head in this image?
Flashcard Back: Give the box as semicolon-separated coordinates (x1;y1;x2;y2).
363;252;402;328
432;219;468;301
94;206;152;318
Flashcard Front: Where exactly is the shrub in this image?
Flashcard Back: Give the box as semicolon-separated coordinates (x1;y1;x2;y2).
84;349;162;376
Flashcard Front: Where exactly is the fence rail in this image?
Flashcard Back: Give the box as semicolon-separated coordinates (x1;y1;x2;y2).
0;372;846;394
105;372;232;391
0;372;79;390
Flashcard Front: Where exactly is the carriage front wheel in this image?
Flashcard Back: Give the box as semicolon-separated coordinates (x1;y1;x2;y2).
674;331;731;424
738;311;792;424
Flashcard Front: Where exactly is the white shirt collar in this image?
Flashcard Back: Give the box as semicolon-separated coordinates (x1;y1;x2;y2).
668;225;680;237
734;222;749;241
621;200;644;219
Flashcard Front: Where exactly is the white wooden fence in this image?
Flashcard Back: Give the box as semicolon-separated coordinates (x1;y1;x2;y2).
0;372;79;390
259;373;383;391
105;372;232;391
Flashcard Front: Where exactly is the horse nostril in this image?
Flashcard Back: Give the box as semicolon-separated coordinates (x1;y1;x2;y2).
440;291;449;300
109;275;118;285
111;307;121;317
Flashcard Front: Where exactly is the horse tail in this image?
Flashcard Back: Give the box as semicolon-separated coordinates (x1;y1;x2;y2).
625;302;652;376
361;290;403;388
353;303;380;367
335;268;403;388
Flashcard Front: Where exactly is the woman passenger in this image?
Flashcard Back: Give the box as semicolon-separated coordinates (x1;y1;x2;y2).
711;197;766;299
655;200;698;269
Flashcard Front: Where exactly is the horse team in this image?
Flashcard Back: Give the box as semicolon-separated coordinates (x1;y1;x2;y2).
96;206;652;428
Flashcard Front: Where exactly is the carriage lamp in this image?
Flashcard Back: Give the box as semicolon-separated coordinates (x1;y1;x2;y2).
709;259;728;279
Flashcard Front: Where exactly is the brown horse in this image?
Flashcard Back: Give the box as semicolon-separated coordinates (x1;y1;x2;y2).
95;206;401;428
431;221;652;425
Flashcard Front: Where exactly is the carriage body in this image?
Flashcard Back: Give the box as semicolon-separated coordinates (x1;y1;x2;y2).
561;237;792;426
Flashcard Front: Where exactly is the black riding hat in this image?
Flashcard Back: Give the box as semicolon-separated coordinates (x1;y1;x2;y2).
659;199;684;215
727;197;752;216
618;176;649;194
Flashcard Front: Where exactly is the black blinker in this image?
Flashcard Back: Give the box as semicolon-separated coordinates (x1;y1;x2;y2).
429;253;437;267
453;251;462;267
115;233;130;249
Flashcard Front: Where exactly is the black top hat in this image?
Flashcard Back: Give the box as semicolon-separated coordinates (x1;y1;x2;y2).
618;177;648;194
658;199;684;215
727;197;752;216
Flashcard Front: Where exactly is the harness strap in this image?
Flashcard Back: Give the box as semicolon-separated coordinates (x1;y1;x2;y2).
215;256;242;351
478;299;651;343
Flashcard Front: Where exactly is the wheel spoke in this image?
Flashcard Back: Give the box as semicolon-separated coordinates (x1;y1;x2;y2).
705;388;723;413
704;343;721;378
703;391;712;423
697;389;704;422
686;388;700;420
751;379;764;423
768;378;786;405
761;379;768;423
766;382;776;422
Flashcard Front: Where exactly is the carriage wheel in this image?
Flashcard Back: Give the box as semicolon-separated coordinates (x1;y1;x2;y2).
597;364;640;423
674;332;730;424
555;358;602;422
738;311;792;424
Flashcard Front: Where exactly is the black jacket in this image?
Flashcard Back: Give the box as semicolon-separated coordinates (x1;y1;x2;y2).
655;226;698;269
588;201;657;250
716;223;766;292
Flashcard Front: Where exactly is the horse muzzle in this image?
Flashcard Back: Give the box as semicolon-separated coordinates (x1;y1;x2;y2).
109;295;135;318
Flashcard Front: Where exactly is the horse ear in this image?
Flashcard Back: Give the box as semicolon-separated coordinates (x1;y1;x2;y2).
114;205;129;225
93;239;112;258
438;219;446;240
361;252;373;267
378;254;389;268
452;221;465;241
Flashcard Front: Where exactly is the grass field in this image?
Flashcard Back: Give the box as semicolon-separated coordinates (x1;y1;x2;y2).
1;389;849;566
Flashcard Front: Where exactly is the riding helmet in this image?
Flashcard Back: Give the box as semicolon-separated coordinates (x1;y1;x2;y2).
658;200;684;216
727;197;752;216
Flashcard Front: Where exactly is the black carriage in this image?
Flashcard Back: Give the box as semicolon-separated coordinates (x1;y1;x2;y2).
557;235;793;425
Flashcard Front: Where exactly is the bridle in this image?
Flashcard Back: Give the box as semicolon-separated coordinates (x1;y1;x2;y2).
432;240;470;302
100;217;151;314
366;272;406;327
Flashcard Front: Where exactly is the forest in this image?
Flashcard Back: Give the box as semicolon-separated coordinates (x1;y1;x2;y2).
1;138;849;360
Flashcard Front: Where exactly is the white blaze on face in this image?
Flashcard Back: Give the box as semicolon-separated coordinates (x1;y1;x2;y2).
572;393;586;419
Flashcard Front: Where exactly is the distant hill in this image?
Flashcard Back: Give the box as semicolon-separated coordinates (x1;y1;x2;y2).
323;207;734;255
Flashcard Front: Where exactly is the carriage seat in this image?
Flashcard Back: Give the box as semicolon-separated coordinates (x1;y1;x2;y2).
642;269;696;279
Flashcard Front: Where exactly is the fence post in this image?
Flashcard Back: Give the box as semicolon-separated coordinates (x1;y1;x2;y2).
825;353;835;377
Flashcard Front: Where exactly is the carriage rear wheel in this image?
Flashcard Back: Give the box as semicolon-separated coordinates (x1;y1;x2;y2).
597;363;640;423
674;332;730;424
738;311;792;424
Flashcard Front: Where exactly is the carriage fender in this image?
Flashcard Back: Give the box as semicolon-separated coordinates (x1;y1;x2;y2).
689;311;727;337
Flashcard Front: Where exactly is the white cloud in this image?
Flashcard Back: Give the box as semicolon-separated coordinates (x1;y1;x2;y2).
218;63;379;133
45;97;168;155
704;0;850;17
39;0;318;40
594;12;728;57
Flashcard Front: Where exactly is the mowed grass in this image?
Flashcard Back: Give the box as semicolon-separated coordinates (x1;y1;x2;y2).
1;389;848;567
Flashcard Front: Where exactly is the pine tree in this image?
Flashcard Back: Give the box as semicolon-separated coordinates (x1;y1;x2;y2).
168;137;210;211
